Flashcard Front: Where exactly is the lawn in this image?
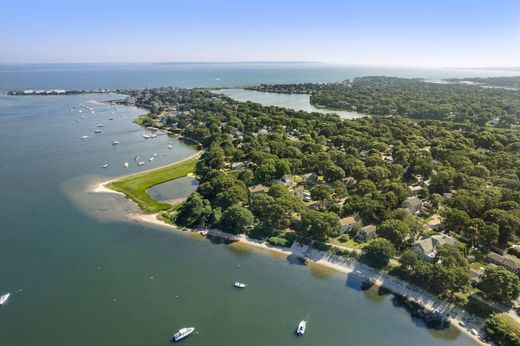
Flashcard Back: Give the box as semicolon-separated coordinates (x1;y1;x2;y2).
327;236;366;250
107;155;199;213
470;261;487;271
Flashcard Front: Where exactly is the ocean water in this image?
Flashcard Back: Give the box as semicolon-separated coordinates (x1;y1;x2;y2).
0;64;480;345
0;62;518;92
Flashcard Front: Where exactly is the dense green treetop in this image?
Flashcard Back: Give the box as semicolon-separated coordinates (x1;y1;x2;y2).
248;76;520;126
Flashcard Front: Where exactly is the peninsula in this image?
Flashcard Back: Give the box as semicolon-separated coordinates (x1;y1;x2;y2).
94;80;520;346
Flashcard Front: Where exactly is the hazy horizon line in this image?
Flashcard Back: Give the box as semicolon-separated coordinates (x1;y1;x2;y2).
0;61;519;72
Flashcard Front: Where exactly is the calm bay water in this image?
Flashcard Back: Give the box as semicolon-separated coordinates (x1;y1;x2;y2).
0;64;480;345
214;88;362;119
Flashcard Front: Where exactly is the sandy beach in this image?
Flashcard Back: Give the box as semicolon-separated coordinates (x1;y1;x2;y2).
92;171;489;346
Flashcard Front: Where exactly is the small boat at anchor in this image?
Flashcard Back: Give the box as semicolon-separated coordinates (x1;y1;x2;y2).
123;162;129;168
0;293;10;305
94;129;101;134
233;282;246;288
80;135;89;140
171;327;195;342
149;157;154;161
296;320;307;335
168;145;173;149
102;164;108;169
112;141;120;145
138;162;145;166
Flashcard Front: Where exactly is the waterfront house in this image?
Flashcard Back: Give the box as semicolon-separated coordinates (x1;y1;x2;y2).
413;234;458;262
486;252;520;274
355;225;377;242
402;197;423;214
339;216;357;233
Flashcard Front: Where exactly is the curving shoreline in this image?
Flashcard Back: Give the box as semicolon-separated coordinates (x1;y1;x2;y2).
92;162;488;346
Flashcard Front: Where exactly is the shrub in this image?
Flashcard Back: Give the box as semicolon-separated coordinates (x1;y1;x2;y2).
267;236;290;247
485;314;520;346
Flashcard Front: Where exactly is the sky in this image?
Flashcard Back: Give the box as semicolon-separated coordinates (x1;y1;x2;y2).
1;0;519;67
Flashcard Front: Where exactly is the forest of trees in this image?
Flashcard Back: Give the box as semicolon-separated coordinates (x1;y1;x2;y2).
248;76;520;126
446;76;520;89
126;85;520;306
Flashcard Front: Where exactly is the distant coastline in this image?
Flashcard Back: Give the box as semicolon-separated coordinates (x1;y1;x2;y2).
6;88;114;96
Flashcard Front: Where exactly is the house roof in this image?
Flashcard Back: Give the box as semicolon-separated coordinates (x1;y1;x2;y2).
340;216;356;227
360;225;376;234
414;234;457;256
487;252;520;271
248;185;269;194
302;172;317;179
402;197;422;209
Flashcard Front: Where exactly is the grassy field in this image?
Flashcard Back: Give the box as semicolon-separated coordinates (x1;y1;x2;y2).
107;155;199;213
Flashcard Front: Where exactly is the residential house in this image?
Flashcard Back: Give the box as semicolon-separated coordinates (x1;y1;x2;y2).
381;155;394;164
339;216;358;234
486;252;520;274
426;216;443;231
402;197;423;214
408;185;423;196
249;184;269;195
301;173;318;184
230;162;246;170
355;225;377;242
281;175;295;186
413;234;458;262
342;176;357;188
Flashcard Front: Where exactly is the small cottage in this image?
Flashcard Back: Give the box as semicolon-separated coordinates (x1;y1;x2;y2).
355;225;377;242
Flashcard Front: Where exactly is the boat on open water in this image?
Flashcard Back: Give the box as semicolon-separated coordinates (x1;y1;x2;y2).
171;327;195;342
296;320;306;335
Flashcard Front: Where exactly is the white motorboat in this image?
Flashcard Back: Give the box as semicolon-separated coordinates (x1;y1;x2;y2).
138;161;145;166
233;282;246;288
81;135;89;140
168;145;173;149
153;153;157;157
134;156;140;161
123;162;129;168
151;134;157;138
0;293;10;305
149;157;154;161
102;164;108;169
296;320;307;335
97;124;104;127
94;130;101;134
171;327;195;342
143;134;151;139
112;141;120;145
